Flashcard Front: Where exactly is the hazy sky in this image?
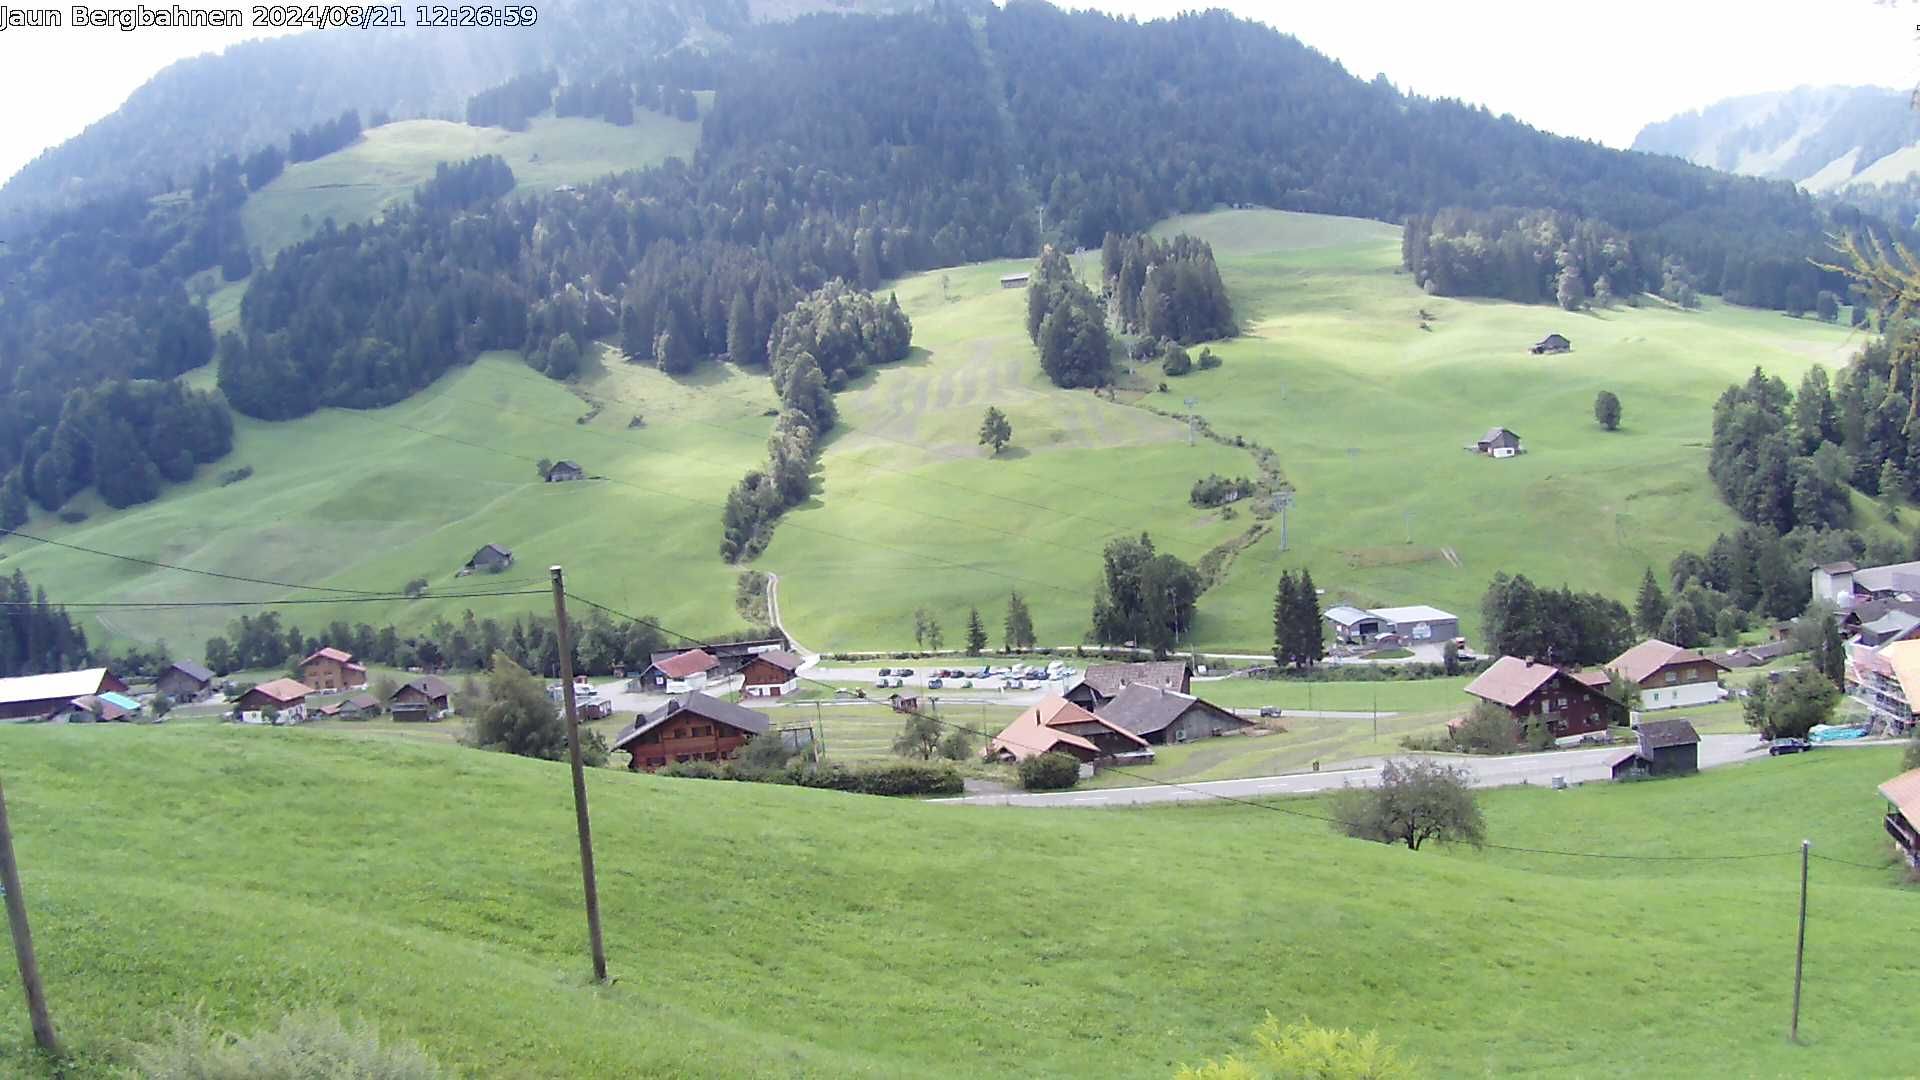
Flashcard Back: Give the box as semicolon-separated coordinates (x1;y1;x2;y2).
0;0;1915;187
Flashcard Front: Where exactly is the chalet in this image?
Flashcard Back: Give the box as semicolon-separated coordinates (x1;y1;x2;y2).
1530;333;1571;355
612;692;770;771
462;543;514;575
51;692;140;724
389;675;452;717
1879;767;1920;868
544;460;585;482
1608;717;1701;779
1603;639;1727;711
999;272;1031;289
235;678;312;724
987;696;1152;764
155;660;215;702
300;647;367;692
635;649;719;693
739;650;802;698
313;692;380;719
1063;660;1193;710
1463;655;1615;740
1095;683;1255;745
0;668;127;722
1469;427;1524;458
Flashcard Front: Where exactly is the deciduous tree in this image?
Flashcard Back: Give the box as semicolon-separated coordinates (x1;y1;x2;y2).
1331;758;1486;851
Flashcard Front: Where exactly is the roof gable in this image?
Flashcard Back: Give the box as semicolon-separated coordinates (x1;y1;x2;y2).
614;691;770;749
1464;656;1605;708
167;659;214;683
1096;684;1245;736
1075;660;1190;699
249;678;313;704
653;649;719;678
1605;639;1723;685
1882;767;1920;824
302;647;354;666
1636;718;1699;750
744;650;801;675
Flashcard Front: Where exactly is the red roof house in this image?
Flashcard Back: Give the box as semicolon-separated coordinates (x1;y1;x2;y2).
988;696;1152;763
638;649;720;692
300;647;367;691
1464;656;1615;741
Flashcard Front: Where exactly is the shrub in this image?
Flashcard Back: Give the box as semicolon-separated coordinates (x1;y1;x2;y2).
658;760;724;780
939;728;974;761
1196;347;1222;370
131;1009;440;1079
1190;473;1254;508
842;760;964;796
402;577;429;598
1177;1014;1415;1080
1449;700;1519;754
1018;751;1081;790
218;465;254;486
580;728;610;767
1163;347;1193;376
57;509;87;524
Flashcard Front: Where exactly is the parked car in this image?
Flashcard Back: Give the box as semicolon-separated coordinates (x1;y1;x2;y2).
961;679;973;689
878;667;892;677
896;668;914;677
1006;679;1023;690
1769;738;1812;756
1258;706;1282;718
928;678;944;689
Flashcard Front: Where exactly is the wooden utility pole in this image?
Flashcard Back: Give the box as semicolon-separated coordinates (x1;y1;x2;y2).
549;567;607;983
0;774;60;1055
1790;838;1810;1042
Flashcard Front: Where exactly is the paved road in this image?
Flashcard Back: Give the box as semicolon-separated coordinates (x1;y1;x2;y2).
940;733;1773;807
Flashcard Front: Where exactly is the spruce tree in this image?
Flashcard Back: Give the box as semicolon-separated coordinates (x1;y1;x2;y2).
965;607;988;655
1295;569;1324;668
1634;568;1666;637
1004;591;1035;652
1272;571;1296;667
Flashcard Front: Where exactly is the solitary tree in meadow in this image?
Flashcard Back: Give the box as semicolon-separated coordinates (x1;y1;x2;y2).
978;406;1013;456
1594;390;1622;431
1332;758;1486;851
965;607;988;654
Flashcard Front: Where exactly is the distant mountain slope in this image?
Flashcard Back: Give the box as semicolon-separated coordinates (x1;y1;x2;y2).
1632;85;1920;192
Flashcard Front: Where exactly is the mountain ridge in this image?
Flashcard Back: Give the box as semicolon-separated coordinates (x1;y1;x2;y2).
1632;84;1920;192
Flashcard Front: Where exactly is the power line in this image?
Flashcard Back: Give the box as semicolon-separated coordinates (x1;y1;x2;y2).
564;589;1798;865
0;589;549;611
0;528;407;596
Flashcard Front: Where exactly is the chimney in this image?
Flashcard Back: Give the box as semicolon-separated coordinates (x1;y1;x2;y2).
1523;655;1535;667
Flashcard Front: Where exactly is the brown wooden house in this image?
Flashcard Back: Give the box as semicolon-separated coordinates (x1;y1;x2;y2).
1094;683;1255;745
389;675;452;718
155;660;215;702
1603;640;1727;711
235;678;312;724
739;650;802;698
612;692;770;771
1880;767;1920;868
1608;717;1700;779
1463;656;1614;741
300;647;367;692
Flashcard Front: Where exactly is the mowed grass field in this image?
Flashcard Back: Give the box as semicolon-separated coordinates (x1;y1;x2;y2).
2;726;1913;1077
768;210;1865;651
240;115;700;256
0;350;777;650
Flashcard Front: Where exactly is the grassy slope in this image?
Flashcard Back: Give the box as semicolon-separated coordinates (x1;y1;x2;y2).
240;115;700;256
2;727;1912;1077
0;351;775;650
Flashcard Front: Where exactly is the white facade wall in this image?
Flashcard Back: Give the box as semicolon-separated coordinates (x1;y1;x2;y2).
1637;681;1723;711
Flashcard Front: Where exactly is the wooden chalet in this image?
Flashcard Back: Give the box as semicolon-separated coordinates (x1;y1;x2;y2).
636;649;719;692
235;678;313;724
389;675;451;718
1880;767;1920;868
1530;333;1571;354
300;647;367;692
739;650;802;698
988;696;1152;764
1063;660;1192;710
155;659;215;701
313;692;381;719
1094;683;1254;745
1469;426;1524;457
1603;639;1727;711
1463;656;1614;740
612;692;770;771
544;460;586;482
463;543;514;574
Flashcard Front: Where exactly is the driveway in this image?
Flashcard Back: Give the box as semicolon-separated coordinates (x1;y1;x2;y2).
939;734;1773;807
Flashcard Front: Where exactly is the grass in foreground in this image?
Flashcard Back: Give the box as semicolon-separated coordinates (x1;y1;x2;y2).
2;727;1912;1077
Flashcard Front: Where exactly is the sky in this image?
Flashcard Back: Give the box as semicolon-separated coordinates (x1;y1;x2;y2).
0;0;1916;187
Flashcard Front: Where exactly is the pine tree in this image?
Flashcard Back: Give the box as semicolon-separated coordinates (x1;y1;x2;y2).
978;406;1013;455
726;289;754;364
1634;567;1666;637
0;471;26;530
1294;569;1324;668
1004;591;1035;652
966;607;988;655
1818;614;1845;688
1272;571;1296;666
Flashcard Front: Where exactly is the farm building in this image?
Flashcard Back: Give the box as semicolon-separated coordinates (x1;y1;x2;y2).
390;675;452;717
1880;768;1920;868
544;460;586;482
1468;427;1524;458
999;272;1030;289
612;692;770;771
1323;604;1458;644
987;696;1152;764
155;660;215;701
1846;638;1920;735
1853;609;1920;648
0;668;127;722
1095;684;1254;745
1812;557;1920;610
235;679;312;724
300;647;367;692
1608;718;1701;779
1839;596;1920;636
739;650;802;698
1602;640;1727;711
1530;333;1571;354
462;543;514;574
51;692;141;724
313;692;381;719
1063;660;1192;709
635;649;719;693
1464;656;1615;740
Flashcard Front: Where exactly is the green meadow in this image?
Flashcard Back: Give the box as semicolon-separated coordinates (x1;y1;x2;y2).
1;726;1912;1077
240;115;700;257
2;209;1877;656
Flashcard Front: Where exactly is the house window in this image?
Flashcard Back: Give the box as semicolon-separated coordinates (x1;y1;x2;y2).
673;728;686;739
1664;671;1677;684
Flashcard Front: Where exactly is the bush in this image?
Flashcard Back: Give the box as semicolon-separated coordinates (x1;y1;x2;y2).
580;728;610;767
1163;347;1193;376
1451;700;1520;754
1018;751;1081;790
57;509;87;524
218;465;253;486
1177;1014;1415;1080
658;760;724;780
659;758;962;796
1196;347;1221;370
403;577;430;598
132;1010;440;1079
837;760;963;796
1190;473;1254;508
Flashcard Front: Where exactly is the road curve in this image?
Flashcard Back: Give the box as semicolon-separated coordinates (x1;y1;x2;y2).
939;734;1773;808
